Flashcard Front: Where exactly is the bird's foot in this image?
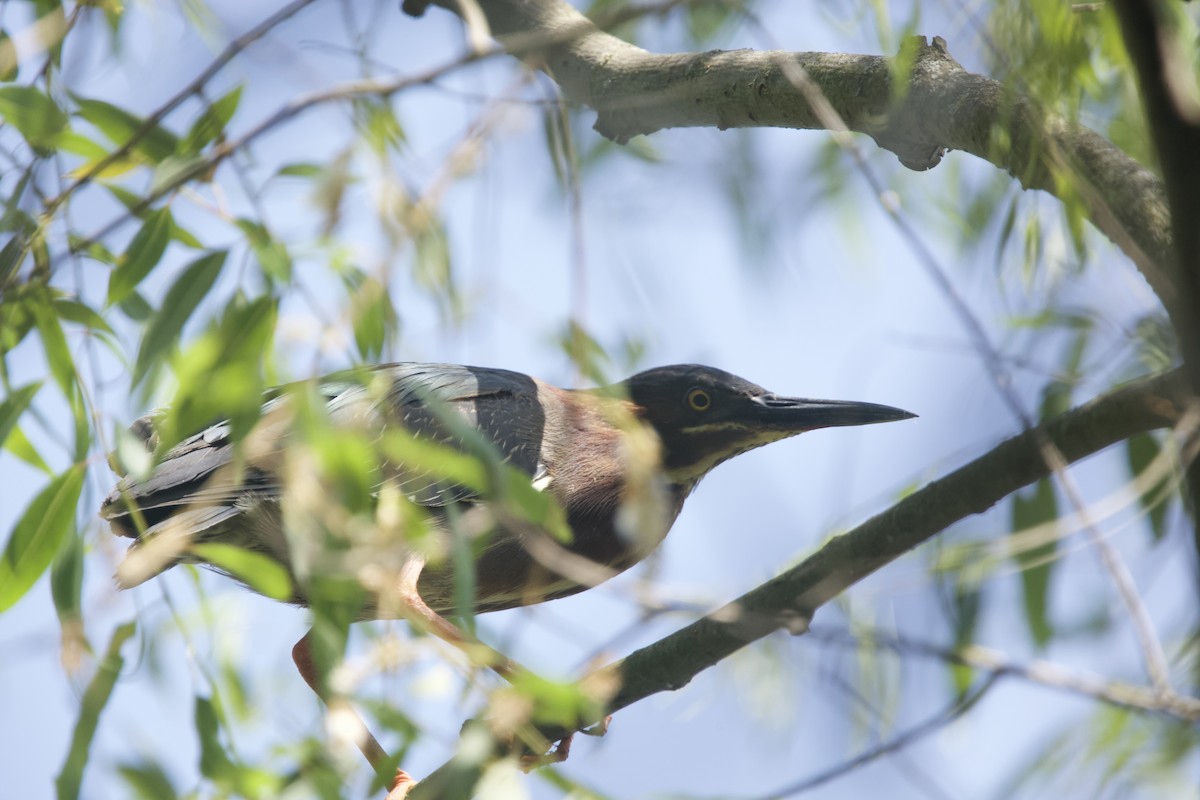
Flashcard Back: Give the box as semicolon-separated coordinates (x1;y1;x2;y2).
517;735;573;773
385;769;416;800
581;715;612;737
515;715;612;772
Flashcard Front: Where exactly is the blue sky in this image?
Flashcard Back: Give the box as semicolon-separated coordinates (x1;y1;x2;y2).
1;1;1191;798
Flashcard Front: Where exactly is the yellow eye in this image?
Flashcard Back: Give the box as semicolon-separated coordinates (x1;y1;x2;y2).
687;388;711;411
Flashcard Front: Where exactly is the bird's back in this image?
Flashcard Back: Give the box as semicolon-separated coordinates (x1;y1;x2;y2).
102;363;551;598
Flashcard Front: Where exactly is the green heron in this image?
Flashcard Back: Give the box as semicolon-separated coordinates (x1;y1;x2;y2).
101;363;913;789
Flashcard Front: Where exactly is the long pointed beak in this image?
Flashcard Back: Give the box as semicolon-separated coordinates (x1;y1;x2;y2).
752;394;916;431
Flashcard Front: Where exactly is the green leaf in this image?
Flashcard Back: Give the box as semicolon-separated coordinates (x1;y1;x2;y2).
6;426;53;473
133;250;226;385
53;297;115;336
0;32;17;83
51;526;85;623
194;695;235;782
55;621;136;800
0;85;69;149
191;543;292;601
117;761;178;800
30;295;76;399
74;96;179;163
148;154;206;196
1012;478;1059;649
1126;433;1171;543
106;207;172;306
181;85;242;155
0;381;42;450
118;290;155;322
341;269;396;360
0;232;26;286
159;296;277;450
235;219;291;283
0;463;85;612
276;162;322;178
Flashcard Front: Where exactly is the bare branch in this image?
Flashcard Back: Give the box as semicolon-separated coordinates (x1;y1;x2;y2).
809;627;1200;722
757;675;999;799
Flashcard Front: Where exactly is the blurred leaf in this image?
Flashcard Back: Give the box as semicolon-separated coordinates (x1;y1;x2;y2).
0;32;17;82
51;524;84;623
1126;433;1171;543
56;129;117;160
55;621;136;800
53;297;115;336
1012;478;1058;649
381;429;489;494
413;219;457;318
0;463;85;612
276;162;322;178
342;269;397;361
686;0;737;44
191;543;292;601
30;295;76;398
6;426;52;473
194;695;235;782
0;233;26;286
149;154;206;194
160;295;276;450
504;672;605;730
181;85;242;155
117;761;178;800
354;98;405;157
107;207;172;306
133;249;226;385
235;219;291;283
118;290;155;322
74;95;179;163
557;320;611;386
0;381;41;449
0;85;68;149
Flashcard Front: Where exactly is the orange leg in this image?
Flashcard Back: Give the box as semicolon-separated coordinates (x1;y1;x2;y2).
292;634;414;797
292;556;582;792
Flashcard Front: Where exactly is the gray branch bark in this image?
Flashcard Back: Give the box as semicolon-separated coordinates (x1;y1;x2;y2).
406;0;1174;304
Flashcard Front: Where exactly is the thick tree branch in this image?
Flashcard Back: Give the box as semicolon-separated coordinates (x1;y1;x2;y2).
410;368;1191;798
1113;0;1200;594
406;0;1173;304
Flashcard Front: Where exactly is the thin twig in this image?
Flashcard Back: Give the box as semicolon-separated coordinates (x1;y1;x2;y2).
47;0;321;212
808;627;1200;721
757;675;999;798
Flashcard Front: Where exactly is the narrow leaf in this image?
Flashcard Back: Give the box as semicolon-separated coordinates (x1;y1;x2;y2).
1012;478;1058;649
194;695;235;782
53;297;114;335
1126;433;1171;543
0;463;85;612
6;426;53;473
133;250;226;385
234;219;291;283
0;85;68;149
181;85;242;155
51;527;85;623
30;297;76;399
74;96;179;163
0;381;42;449
107;207;172;306
191;543;292;601
55;621;137;800
117;762;178;800
276;162;322;178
